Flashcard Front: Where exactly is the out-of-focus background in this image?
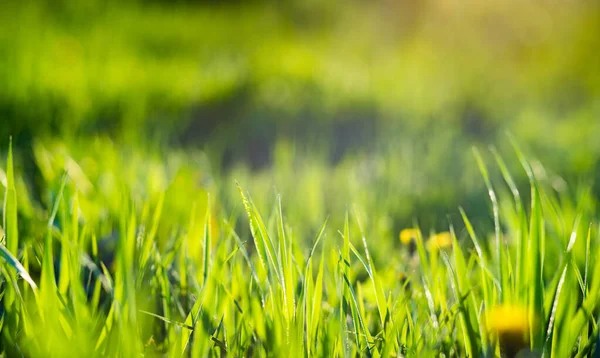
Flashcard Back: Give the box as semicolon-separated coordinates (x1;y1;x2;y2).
1;0;599;238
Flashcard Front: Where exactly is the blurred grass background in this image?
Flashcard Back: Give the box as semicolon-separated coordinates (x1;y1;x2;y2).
1;0;599;236
1;2;600;355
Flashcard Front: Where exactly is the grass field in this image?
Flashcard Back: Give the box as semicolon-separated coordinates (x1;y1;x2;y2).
0;136;599;357
1;0;600;356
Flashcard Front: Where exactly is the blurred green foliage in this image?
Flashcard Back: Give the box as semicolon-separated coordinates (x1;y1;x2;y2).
0;0;599;230
2;0;598;139
1;1;600;355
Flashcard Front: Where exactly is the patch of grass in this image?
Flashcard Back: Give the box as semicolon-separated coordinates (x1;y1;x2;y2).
0;136;598;357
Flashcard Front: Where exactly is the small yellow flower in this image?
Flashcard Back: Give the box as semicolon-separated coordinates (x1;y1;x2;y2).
427;232;453;251
487;304;531;357
399;228;419;244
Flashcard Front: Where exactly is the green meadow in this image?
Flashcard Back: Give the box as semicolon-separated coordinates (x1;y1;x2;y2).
1;0;599;356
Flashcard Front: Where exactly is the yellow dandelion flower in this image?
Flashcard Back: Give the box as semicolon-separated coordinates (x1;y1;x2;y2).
487;304;531;357
399;228;419;244
427;232;453;251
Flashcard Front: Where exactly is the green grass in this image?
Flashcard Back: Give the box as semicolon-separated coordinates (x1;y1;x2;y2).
2;0;600;262
0;136;599;357
1;1;599;356
1;1;599;151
